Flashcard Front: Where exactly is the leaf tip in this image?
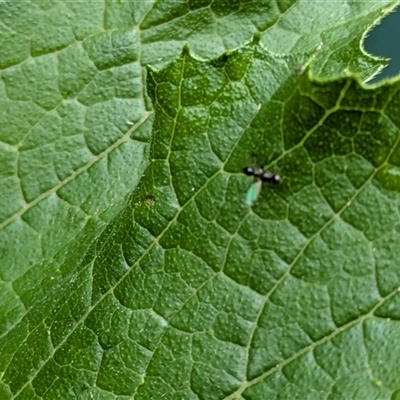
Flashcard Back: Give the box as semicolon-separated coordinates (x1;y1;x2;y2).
181;44;191;57
252;32;261;45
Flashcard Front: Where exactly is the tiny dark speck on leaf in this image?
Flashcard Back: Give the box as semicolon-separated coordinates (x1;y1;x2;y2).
295;65;303;74
211;53;229;68
140;195;156;207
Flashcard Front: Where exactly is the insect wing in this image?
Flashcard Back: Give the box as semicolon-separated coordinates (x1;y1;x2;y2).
245;180;262;206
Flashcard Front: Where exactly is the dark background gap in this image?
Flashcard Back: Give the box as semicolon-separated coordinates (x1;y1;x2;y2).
364;6;400;82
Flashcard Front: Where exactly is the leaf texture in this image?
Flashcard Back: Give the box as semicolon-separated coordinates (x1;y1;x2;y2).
0;1;399;399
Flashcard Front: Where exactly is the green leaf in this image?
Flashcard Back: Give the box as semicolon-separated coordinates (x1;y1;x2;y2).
1;1;400;399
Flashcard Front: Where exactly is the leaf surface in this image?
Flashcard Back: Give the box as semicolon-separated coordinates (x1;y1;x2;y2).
0;1;400;399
